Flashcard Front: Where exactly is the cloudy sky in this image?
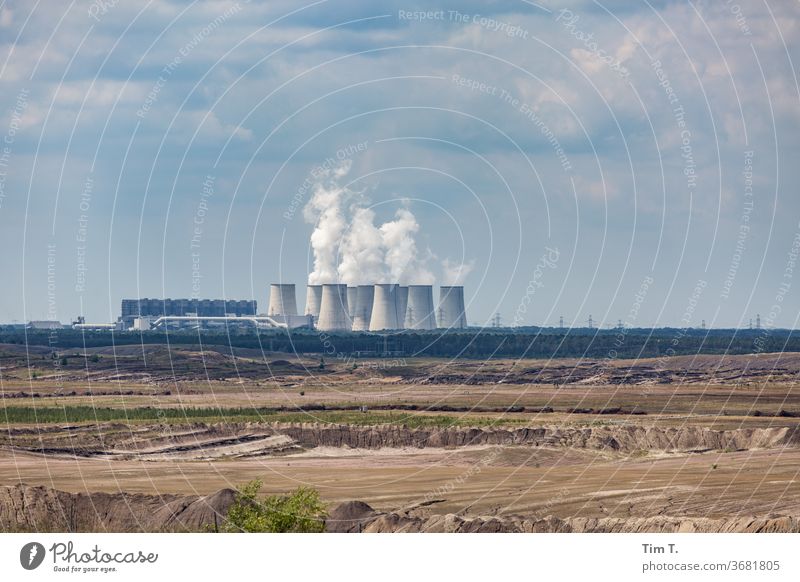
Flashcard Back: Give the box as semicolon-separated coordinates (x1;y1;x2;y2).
0;0;798;328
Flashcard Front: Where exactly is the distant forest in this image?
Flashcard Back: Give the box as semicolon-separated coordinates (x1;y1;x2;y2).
2;327;797;359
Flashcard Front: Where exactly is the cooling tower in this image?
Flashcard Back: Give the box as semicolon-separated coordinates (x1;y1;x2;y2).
317;284;351;331
268;284;297;316
405;285;436;330
370;284;403;331
347;287;358;320
438;286;467;329
304;285;322;318
397;286;408;330
351;285;374;332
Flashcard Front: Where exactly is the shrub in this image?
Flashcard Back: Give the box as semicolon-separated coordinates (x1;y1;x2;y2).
223;480;326;533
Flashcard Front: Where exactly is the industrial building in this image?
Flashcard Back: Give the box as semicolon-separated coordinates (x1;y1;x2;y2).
120;298;256;330
121;298;256;324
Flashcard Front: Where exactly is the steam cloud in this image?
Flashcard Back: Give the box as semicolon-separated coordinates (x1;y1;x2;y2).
304;163;450;285
441;257;474;285
303;161;350;285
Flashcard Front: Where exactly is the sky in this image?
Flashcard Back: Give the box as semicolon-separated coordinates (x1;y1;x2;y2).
0;0;798;329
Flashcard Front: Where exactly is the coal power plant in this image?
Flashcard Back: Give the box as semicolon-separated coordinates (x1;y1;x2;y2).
264;281;467;332
117;282;466;333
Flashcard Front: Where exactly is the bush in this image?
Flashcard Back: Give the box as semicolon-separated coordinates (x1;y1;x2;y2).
223;480;326;533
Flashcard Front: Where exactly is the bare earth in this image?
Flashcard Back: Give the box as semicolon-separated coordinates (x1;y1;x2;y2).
1;345;800;531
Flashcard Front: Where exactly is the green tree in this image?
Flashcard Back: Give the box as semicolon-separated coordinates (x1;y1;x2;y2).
223;480;326;533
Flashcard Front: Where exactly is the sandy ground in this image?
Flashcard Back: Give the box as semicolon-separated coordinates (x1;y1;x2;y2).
2;444;798;520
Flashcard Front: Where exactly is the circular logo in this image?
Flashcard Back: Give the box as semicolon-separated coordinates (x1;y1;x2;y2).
20;542;46;570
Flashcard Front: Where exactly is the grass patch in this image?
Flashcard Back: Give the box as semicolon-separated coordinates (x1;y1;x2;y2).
0;405;525;429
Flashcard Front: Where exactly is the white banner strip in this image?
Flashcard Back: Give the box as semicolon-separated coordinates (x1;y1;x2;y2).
1;533;797;581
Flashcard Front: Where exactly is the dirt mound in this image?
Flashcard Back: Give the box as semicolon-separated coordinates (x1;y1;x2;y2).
348;509;800;533
325;501;379;533
270;422;800;453
4;484;798;533
0;484;235;532
10;422;799;461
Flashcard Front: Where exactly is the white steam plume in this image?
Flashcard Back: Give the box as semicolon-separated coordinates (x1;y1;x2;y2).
303;161;351;284
441;257;474;285
380;207;435;284
304;163;438;285
338;206;386;284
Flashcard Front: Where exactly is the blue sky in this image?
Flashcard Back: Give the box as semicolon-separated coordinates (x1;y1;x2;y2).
0;0;798;328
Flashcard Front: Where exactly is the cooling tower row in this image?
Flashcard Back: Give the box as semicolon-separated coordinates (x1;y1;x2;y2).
268;283;467;332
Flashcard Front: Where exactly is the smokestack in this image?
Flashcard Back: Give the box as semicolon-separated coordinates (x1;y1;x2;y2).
317;284;351;331
405;285;436;330
397;286;409;330
268;284;297;316
351;285;374;332
304;285;323;319
370;284;402;331
438;286;467;329
347;287;358;320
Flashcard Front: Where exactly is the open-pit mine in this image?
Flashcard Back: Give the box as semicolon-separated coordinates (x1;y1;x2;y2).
1;343;799;532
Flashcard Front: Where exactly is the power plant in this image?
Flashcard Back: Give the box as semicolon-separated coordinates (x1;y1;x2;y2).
116;283;467;332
